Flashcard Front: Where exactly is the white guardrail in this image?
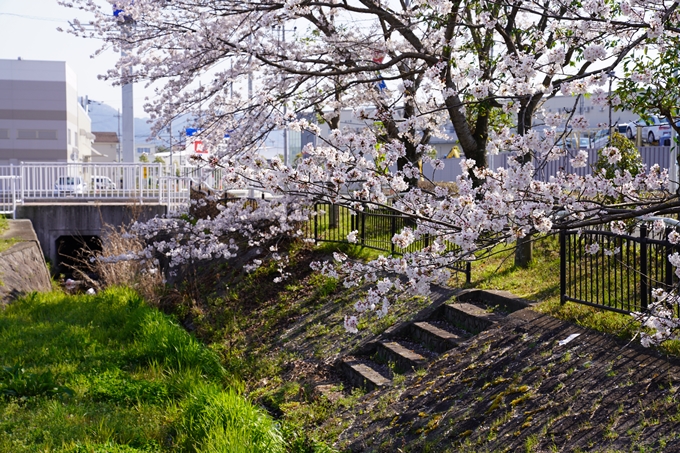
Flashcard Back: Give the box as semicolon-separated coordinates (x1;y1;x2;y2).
0;163;228;217
0;175;19;218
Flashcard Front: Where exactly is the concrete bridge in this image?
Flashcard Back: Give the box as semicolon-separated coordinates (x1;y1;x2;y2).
0;162;223;272
17;202;167;270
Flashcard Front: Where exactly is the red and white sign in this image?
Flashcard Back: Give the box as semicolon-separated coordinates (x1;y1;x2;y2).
194;140;207;154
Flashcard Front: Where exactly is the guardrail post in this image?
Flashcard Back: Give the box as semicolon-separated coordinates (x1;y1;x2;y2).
640;224;648;310
560;229;566;305
20;162;24;204
12;176;16;219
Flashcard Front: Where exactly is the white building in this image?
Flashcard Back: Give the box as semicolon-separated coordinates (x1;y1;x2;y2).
0;59;94;164
91;131;119;163
135;143;157;162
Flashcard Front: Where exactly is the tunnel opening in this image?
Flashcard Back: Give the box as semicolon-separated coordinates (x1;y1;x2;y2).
56;235;102;277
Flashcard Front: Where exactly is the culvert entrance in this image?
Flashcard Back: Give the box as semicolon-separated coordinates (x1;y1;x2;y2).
56;235;102;277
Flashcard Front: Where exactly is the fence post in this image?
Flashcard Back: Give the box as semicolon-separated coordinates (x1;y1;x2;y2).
560;229;566;305
390;213;396;255
329;203;338;228
666;227;675;289
465;262;471;285
361;205;366;246
640;224;648;311
314;203;318;241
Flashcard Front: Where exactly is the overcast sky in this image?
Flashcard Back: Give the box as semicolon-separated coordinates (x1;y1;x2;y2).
0;0;149;116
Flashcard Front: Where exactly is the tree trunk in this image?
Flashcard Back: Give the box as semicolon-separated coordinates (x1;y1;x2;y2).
514;236;533;268
512;97;541;268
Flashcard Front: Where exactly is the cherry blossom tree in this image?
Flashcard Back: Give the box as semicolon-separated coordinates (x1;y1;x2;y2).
62;0;680;342
617;33;680;147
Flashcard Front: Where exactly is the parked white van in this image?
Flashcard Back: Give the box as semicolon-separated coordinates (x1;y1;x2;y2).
92;176;117;190
54;176;88;196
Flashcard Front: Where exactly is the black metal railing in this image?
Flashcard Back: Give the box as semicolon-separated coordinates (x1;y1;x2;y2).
560;225;680;314
304;202;471;284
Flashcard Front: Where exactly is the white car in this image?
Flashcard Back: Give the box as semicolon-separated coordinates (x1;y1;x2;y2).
92;176;117;190
54;176;88;196
591;129;610;149
625;116;670;144
578;137;591;149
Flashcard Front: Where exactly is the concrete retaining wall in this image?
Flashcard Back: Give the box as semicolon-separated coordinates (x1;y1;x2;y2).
0;220;51;305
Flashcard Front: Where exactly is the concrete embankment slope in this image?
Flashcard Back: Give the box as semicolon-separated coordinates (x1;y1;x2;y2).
0;219;51;305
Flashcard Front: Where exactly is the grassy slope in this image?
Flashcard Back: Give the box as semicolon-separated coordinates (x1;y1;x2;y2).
153;235;680;452
159;243;437;451
0;288;285;452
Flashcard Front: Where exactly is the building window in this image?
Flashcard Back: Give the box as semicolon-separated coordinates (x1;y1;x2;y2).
0;129;8;139
68;128;72;145
137;147;151;154
17;129;58;140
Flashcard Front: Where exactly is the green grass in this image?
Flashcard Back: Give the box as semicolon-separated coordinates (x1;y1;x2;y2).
467;235;562;302
0;217;16;253
0;238;17;254
0;288;285;452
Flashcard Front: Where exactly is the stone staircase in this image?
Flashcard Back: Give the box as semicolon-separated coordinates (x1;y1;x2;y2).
338;289;532;391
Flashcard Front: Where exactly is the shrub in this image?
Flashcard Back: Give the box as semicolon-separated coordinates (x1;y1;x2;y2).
594;132;643;180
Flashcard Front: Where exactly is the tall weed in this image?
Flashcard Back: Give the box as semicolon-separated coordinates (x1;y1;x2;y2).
178;383;285;453
135;309;226;380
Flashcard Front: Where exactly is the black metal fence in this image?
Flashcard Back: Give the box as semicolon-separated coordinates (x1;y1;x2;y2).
303;203;471;284
560;225;680;314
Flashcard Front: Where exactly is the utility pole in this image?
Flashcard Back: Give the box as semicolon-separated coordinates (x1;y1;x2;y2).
114;6;137;194
179;130;183;168
120;28;135;164
281;25;288;167
121;56;134;163
117;108;122;162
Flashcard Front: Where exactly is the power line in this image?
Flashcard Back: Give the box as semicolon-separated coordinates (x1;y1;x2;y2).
0;12;68;23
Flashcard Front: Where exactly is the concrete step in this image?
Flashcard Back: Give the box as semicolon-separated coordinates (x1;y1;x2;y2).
374;340;429;373
340;359;391;392
407;321;465;353
436;302;505;334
